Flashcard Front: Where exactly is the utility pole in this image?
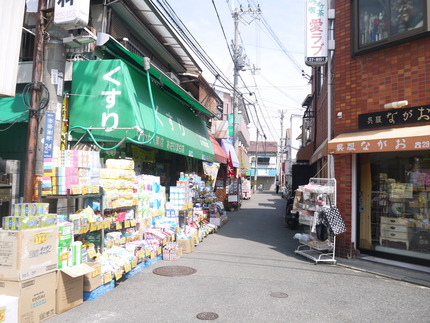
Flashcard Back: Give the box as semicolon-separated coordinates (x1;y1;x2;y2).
24;0;46;202
278;110;285;187
327;5;335;179
253;128;259;193
231;5;261;150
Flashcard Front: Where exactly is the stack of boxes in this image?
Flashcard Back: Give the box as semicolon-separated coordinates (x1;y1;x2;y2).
0;225;58;322
41;150;101;195
169;186;191;211
1;202;56;230
99;159;136;209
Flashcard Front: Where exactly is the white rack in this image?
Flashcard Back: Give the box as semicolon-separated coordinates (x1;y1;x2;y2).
294;178;337;264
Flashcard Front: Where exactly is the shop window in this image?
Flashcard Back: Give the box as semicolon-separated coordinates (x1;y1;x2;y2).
257;157;270;165
359;152;430;263
353;0;428;54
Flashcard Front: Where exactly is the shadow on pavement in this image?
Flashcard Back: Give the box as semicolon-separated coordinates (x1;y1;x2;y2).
216;191;303;259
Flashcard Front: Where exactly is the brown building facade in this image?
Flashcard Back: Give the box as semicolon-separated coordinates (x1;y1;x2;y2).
299;0;430;266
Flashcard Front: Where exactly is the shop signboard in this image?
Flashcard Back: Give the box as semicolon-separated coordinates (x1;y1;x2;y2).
328;125;430;154
305;0;328;66
359;105;430;129
43;112;55;158
54;0;90;30
70;59;214;161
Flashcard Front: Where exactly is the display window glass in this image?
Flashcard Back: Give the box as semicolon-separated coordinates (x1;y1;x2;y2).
354;0;426;52
359;152;430;262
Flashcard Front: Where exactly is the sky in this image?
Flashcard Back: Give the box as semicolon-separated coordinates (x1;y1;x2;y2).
166;0;311;145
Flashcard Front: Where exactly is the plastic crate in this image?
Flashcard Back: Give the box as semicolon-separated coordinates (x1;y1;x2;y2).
124;261;149;278
83;280;115;301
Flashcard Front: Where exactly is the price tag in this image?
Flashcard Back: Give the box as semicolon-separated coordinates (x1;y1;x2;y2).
92;266;101;278
124;221;130;228
157;247;162;255
137;250;144;259
90;223;97;232
131;258;138;268
33;233;48;245
106;240;114;249
103;220;110;229
150;251;155;259
145;249;150;257
71;186;80;195
82;186;89;195
130;219;136;227
116;222;122;230
115;270;122;280
103;273;112;284
0;307;6;322
123;263;131;273
119;237;126;244
92;186;100;194
87;248;97;259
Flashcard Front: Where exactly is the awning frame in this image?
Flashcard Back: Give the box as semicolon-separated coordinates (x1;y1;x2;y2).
94;33;213;118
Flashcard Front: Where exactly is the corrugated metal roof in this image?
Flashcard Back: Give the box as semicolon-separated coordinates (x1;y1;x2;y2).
111;0;201;76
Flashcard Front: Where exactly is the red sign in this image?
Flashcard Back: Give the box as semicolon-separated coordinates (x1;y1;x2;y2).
227;152;236;178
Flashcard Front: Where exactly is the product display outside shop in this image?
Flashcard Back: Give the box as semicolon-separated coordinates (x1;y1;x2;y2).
0;150;228;322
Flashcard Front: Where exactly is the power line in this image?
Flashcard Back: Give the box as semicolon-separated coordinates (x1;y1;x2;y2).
246;0;310;80
153;0;269;139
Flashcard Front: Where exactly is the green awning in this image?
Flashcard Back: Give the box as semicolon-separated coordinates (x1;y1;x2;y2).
0;94;28;124
94;33;213;118
70;59;214;161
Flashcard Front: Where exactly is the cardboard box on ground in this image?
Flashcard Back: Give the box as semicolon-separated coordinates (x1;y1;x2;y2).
56;263;95;314
177;238;195;254
83;261;102;292
0;272;56;323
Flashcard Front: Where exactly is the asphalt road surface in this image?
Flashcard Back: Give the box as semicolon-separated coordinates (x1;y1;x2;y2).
47;191;430;323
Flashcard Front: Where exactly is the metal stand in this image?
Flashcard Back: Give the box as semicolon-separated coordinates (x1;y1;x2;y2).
294;178;337;264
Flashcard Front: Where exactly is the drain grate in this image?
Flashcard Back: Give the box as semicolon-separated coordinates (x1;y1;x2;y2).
152;266;197;277
270;292;289;298
196;312;219;320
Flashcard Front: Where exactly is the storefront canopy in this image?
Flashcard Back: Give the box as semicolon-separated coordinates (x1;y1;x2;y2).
0;94;28;124
328;125;430;154
209;133;228;164
94;33;213;118
220;139;239;168
69;59;214;161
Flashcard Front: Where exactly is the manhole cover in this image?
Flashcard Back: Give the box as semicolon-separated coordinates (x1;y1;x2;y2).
270;292;289;298
196;312;219;320
152;266;197;277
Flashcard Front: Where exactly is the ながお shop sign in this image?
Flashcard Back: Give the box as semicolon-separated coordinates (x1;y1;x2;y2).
305;0;328;66
327;125;430;154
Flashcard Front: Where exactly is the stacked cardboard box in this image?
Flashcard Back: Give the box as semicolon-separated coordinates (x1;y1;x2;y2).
0;227;58;322
2;203;56;230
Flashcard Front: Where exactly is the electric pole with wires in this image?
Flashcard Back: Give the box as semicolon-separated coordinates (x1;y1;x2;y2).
231;4;261;150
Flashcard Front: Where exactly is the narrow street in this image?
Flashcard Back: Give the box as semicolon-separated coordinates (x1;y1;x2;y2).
47;192;430;323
